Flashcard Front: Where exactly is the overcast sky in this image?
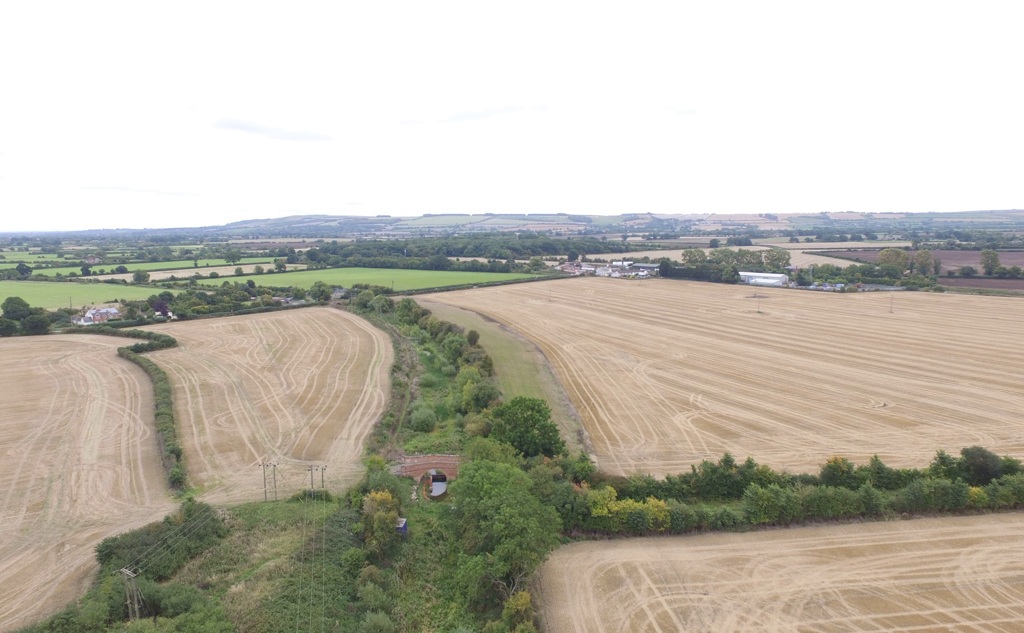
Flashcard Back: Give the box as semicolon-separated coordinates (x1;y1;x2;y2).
1;1;1021;232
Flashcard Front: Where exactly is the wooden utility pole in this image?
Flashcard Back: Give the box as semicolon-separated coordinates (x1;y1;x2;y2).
119;568;142;621
307;465;325;493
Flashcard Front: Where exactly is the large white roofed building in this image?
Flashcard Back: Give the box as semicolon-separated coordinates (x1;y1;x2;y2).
739;272;790;287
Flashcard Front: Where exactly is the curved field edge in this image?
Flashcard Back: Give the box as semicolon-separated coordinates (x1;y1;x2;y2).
0;335;175;632
64;325;185;489
140;307;393;505
536;513;1024;633
421;277;1024;476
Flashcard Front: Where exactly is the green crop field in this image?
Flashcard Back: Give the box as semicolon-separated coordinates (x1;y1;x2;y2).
0;253;76;268
194;268;539;291
0;281;170;310
28;257;275;277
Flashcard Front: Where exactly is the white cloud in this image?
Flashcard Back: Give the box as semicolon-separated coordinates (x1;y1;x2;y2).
0;1;1021;231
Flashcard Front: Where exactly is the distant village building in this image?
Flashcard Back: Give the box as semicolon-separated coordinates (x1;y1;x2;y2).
72;307;121;325
739;272;790;287
561;260;658;279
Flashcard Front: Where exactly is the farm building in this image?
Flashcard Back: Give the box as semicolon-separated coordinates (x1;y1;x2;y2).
72;307;121;325
739;272;789;287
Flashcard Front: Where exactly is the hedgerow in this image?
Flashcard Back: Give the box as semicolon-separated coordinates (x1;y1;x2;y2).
64;326;185;489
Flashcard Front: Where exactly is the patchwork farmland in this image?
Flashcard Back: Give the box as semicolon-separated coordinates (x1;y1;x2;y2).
0;308;391;631
422;277;1024;475
144;307;392;504
537;513;1024;632
0;336;174;630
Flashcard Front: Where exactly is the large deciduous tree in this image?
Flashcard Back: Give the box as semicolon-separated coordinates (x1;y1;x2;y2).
913;250;933;275
308;281;332;302
680;248;707;265
980;249;1000;276
0;318;18;337
448;460;561;601
490;396;566;458
2;296;33;321
877;248;909;271
21;314;50;335
761;248;791;272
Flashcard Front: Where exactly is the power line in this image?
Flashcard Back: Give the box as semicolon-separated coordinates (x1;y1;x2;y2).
124;504;220;573
260;462;278;501
295;483;309;633
321;475;330;633
128;505;224;576
308;465;325;632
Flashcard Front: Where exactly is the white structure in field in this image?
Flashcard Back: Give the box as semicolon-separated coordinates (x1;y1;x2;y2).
739;272;789;287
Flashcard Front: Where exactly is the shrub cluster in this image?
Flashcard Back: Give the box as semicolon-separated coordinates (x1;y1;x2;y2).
21;501;231;633
565;447;1024;536
350;293;497;454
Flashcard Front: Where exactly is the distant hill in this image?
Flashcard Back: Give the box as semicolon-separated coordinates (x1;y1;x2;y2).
4;209;1024;240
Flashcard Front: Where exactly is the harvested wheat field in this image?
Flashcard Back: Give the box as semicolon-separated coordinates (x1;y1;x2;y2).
0;336;174;632
422;278;1024;475
145;307;391;504
537;513;1024;632
597;247;851;268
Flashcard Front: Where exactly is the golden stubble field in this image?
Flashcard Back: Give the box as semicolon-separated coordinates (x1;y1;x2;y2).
536;513;1024;632
0;308;391;631
423;278;1024;475
595;245;891;269
0;336;174;632
144;307;392;504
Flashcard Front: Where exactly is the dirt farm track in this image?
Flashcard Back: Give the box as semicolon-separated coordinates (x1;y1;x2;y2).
423;277;1024;475
537;513;1024;632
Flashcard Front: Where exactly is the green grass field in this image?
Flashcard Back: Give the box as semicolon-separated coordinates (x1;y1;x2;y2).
194;268;538;291
0;281;167;310
0;253;76;268
28;257;275;277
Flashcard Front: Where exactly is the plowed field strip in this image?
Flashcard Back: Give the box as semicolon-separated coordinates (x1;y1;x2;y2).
0;336;173;632
423;278;1024;475
145;308;391;504
537;514;1024;633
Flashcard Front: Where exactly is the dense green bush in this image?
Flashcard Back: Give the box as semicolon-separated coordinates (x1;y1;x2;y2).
95;500;226;580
